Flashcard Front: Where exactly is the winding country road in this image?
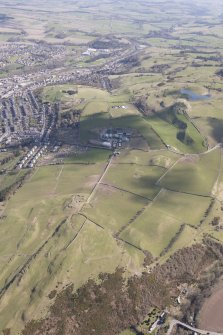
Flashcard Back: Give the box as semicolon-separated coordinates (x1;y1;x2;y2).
167;318;223;335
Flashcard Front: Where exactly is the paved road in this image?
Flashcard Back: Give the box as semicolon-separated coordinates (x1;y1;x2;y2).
167;318;223;335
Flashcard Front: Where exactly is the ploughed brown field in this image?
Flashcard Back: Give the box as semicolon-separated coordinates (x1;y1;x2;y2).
199;279;223;332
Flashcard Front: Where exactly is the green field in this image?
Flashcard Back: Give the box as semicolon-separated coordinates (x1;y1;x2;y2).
2;0;223;333
0;217;131;332
0;162;143;331
64;148;111;164
41;85;110;108
120;199;183;257
120;330;135;335
160;148;221;196
82;184;149;232
116;149;180;168
120;188;211;257
1;143;218;330
0;163;103;260
104;163;165;200
147;114;206;154
152;189;212;226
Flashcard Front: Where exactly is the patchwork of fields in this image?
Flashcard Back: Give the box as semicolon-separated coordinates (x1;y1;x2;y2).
1;83;223;333
1;142;223;332
1;0;223;333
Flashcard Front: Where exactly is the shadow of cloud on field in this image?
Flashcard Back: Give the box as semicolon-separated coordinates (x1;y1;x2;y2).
208;117;223;143
130;174;162;200
155;169;210;197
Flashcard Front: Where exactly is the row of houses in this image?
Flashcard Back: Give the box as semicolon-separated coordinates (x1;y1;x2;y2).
17;145;48;169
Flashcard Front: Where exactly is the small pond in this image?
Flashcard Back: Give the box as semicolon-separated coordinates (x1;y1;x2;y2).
180;88;211;101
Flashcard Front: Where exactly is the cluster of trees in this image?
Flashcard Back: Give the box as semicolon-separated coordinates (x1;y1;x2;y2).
57;110;80;128
172;117;187;130
0;155;13;166
120;55;140;68
0;150;20;168
217;69;223;77
0;171;30;202
90;38;126;49
170;103;195;145
134;95;150;115
23;268;170;335
210;216;220;226
176;131;194;145
62;89;78;96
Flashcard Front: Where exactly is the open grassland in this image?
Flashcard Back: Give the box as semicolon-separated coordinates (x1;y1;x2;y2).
41;85;110;109
0;145;220;331
0;159;147;332
120;199;183;257
115;73;164;93
82;101;109;116
160;148;221;196
151;189;212;227
193;117;219;148
0;218;133;333
1;122;223;330
116;149;180;168
120;187;211;257
188;98;223;120
2;0;223;332
64;148;111;164
147;115;205;153
109;104;140;118
104;163;165;200
187;97;223;147
0;163;106;284
82;184;149;232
